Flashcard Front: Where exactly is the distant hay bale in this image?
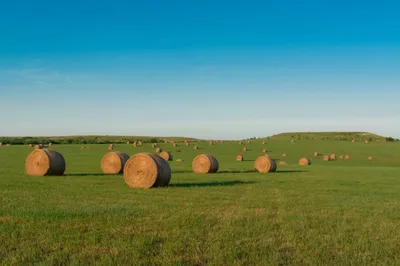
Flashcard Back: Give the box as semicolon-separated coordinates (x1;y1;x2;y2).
209;140;213;145
339;155;344;159
282;153;286;157
48;143;53;146
314;152;319;157
236;155;243;161
25;149;66;176
151;143;157;148
323;155;330;161
108;145;114;150
192;154;219;174
126;141;130;144
138;141;142;146
164;140;168;144
28;144;32;147
254;155;277;173
344;155;350;160
194;146;198;150
290;139;295;143
123;153;171;189
299;158;311;165
34;144;42;150
261;140;265;145
279;161;287;165
243;147;247;152
101;152;130;174
6;144;10;146
176;159;183;163
238;141;242;144
262;148;267;153
330;154;337;160
247;140;251;144
364;140;369;144
352;139;355;143
160;151;173;161
185;142;189;146
155;147;162;153
368;156;372;160
133;141;137;147
173;143;177;147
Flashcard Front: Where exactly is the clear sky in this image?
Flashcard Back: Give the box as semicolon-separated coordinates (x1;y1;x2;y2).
1;0;399;139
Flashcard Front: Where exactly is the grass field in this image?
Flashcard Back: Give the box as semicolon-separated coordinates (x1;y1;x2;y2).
1;139;400;265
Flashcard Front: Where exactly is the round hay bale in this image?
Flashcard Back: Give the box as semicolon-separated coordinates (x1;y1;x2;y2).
34;144;42;150
126;141;130;144
48;143;53;146
194;146;198;150
279;161;287;165
160;151;173;161
192;154;219;174
352;139;355;143
238;141;242;145
6;144;10;146
314;152;319;157
138;141;142;146
151;143;156;148
254;155;277;173
28;144;32;147
133;142;137;147
290;139;295;143
123;153;171;189
185;142;189;146
247;140;251;144
282;153;286;157
176;159;183;163
101;152;130;174
25;149;66;176
344;155;350;160
299;158;311;165
330;154;336;160
261;140;265;145
368;156;372;160
364;140;369;144
173;143;177;147
236;155;243;161
155;147;162;153
262;148;267;153
243;147;247;152
323;155;330;161
339;155;344;160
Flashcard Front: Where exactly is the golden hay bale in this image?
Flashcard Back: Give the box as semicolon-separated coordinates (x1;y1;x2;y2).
282;153;287;157
243;147;247;152
339;155;344;159
176;159;183;163
262;140;265;145
151;143;156;148
314;152;319;157
28;144;32;147
323;155;330;161
48;143;53;146
155;147;162;153
160;151;173;161
185;142;189;146
330;154;336;160
238;141;242;145
34;144;42;150
247;140;251;144
6;144;10;146
254;155;277;173
290;139;295;143
138;141;142;146
133;142;137;147
236;155;243;161
123;153;171;189
192;154;219;174
279;161;287;165
344;155;350;160
364;140;369;144
126;141;130;144
173;143;177;147
25;149;66;176
352;139;355;143
368;156;372;160
299;158;311;165
108;146;114;150
101;152;130;174
261;148;267;153
194;146;198;150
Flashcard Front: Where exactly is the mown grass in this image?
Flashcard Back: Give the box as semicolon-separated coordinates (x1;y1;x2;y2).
1;140;400;265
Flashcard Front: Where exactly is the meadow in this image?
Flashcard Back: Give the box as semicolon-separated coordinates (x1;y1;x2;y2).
1;137;400;265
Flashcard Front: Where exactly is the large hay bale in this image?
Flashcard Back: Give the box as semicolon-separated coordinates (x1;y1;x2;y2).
330;154;336;160
101;152;130;174
123;153;171;189
133;142;137;147
364;140;369;144
254;155;277;173
352;139;355;143
138;141;143;146
299;158;311;165
236;155;243;161
25;149;66;176
192;154;219;174
323;155;330;161
290;139;295;143
155;147;162;153
160;151;173;161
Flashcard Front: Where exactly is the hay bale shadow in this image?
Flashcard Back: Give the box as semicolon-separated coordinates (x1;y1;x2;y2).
64;173;113;177
169;180;255;188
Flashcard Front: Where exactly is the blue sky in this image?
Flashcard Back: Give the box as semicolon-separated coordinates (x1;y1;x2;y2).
1;0;399;139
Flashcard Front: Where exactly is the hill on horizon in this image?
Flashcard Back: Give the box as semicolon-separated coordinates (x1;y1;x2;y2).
267;131;387;141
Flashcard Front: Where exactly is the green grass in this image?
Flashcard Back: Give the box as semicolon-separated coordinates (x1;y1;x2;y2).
1;140;400;265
